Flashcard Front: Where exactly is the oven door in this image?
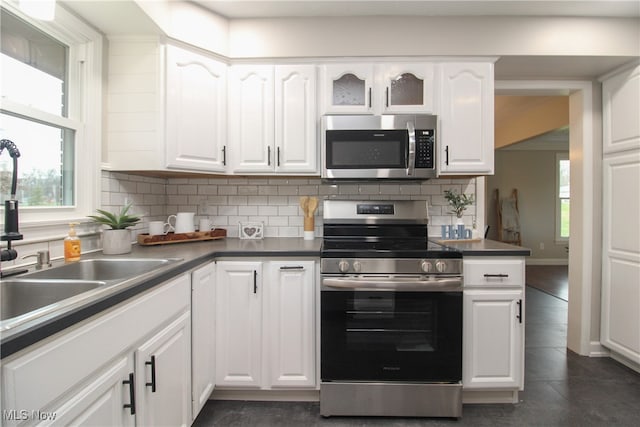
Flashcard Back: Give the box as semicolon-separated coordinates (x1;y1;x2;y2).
321;275;462;383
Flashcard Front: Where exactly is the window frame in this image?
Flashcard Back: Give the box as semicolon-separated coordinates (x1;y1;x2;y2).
0;1;102;232
555;152;570;242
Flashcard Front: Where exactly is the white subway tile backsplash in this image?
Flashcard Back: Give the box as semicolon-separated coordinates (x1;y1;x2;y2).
97;171;478;240
248;196;269;205
219;186;238;195
219;205;238;216
238;205;259;216
259;206;278;216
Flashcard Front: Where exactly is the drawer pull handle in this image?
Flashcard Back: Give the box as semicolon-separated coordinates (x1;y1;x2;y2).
145;355;157;392
484;273;509;278
280;266;304;270
123;372;136;415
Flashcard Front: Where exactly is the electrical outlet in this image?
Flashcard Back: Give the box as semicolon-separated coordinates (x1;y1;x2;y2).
539;242;545;250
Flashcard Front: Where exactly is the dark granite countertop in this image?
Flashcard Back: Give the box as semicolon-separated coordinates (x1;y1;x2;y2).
1;237;322;358
2;237;529;358
434;239;532;256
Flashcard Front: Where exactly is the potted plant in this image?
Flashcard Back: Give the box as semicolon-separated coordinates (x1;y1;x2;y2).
88;202;141;255
444;189;474;222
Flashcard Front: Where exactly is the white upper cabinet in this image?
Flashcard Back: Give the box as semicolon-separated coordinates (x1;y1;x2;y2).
229;64;318;174
438;62;494;175
228;65;275;173
275;65;318;174
106;39;228;173
321;64;375;114
321;63;435;115
165;43;227;172
377;63;436;114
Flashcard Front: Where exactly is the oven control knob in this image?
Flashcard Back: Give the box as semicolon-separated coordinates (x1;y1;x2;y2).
352;261;362;273
338;260;350;273
435;260;447;273
420;260;433;273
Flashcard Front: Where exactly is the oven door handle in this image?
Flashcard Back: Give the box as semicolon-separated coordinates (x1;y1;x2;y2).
322;277;462;291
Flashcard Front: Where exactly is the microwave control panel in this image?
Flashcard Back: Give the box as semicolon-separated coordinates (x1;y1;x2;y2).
415;129;435;168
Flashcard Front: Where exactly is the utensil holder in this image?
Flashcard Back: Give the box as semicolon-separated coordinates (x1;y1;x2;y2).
304;217;315;240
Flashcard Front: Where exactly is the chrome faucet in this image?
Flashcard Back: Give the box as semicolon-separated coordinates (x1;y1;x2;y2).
23;250;52;270
1;139;23;262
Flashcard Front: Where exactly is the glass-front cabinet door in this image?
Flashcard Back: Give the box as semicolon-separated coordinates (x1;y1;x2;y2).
321;63;435;115
321;64;375;114
377;63;435;114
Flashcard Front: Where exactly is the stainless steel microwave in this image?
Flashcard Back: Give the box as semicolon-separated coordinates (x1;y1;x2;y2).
321;114;437;180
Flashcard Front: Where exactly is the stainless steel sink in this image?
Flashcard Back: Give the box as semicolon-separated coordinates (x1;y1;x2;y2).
24;258;176;282
1;257;181;330
1;279;106;321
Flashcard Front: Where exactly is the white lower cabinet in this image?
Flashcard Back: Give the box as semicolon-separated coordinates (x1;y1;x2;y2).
463;289;524;389
215;260;316;389
191;262;216;419
267;261;316;387
135;311;191;427
1;274;191;427
215;261;263;387
48;355;134;426
462;257;525;391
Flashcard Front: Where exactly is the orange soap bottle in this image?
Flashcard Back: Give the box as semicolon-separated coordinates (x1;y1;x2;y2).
64;222;81;262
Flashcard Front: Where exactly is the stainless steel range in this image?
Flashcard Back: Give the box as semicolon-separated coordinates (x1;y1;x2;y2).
320;200;463;418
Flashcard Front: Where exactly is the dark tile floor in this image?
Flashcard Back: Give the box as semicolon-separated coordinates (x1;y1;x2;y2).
193;287;640;426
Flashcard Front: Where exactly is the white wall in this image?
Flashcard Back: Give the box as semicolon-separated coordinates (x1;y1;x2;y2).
134;0;229;56
487;149;569;262
228;16;640;58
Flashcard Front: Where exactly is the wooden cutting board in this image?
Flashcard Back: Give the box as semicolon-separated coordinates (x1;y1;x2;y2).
137;229;227;246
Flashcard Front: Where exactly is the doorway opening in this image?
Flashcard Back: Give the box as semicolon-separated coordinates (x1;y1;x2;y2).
493;81;601;357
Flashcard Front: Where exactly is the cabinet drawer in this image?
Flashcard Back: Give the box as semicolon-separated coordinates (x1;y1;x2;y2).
464;258;525;287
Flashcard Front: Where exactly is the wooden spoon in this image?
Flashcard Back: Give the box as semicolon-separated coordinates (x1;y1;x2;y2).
299;196;309;216
307;197;318;217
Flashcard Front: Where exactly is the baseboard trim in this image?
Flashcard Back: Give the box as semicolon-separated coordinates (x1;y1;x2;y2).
462;389;518;404
609;351;640;374
211;388;521;405
525;258;569;266
211;389;320;402
588;341;611;357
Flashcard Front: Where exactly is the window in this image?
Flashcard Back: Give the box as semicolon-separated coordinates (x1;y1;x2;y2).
0;3;102;226
556;153;570;241
1;11;73;206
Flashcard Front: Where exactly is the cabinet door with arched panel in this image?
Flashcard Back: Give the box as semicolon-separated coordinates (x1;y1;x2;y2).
377;63;436;114
321;64;375;114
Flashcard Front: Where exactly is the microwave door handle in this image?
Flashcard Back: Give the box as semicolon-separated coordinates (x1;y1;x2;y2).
407;121;416;176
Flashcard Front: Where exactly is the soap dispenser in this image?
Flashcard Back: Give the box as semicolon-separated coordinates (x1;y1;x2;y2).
64;222;81;262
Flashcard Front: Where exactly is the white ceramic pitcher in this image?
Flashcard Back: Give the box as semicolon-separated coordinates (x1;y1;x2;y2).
168;212;195;234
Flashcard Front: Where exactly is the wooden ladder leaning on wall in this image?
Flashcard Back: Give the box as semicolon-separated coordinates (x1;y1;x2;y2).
496;188;522;246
